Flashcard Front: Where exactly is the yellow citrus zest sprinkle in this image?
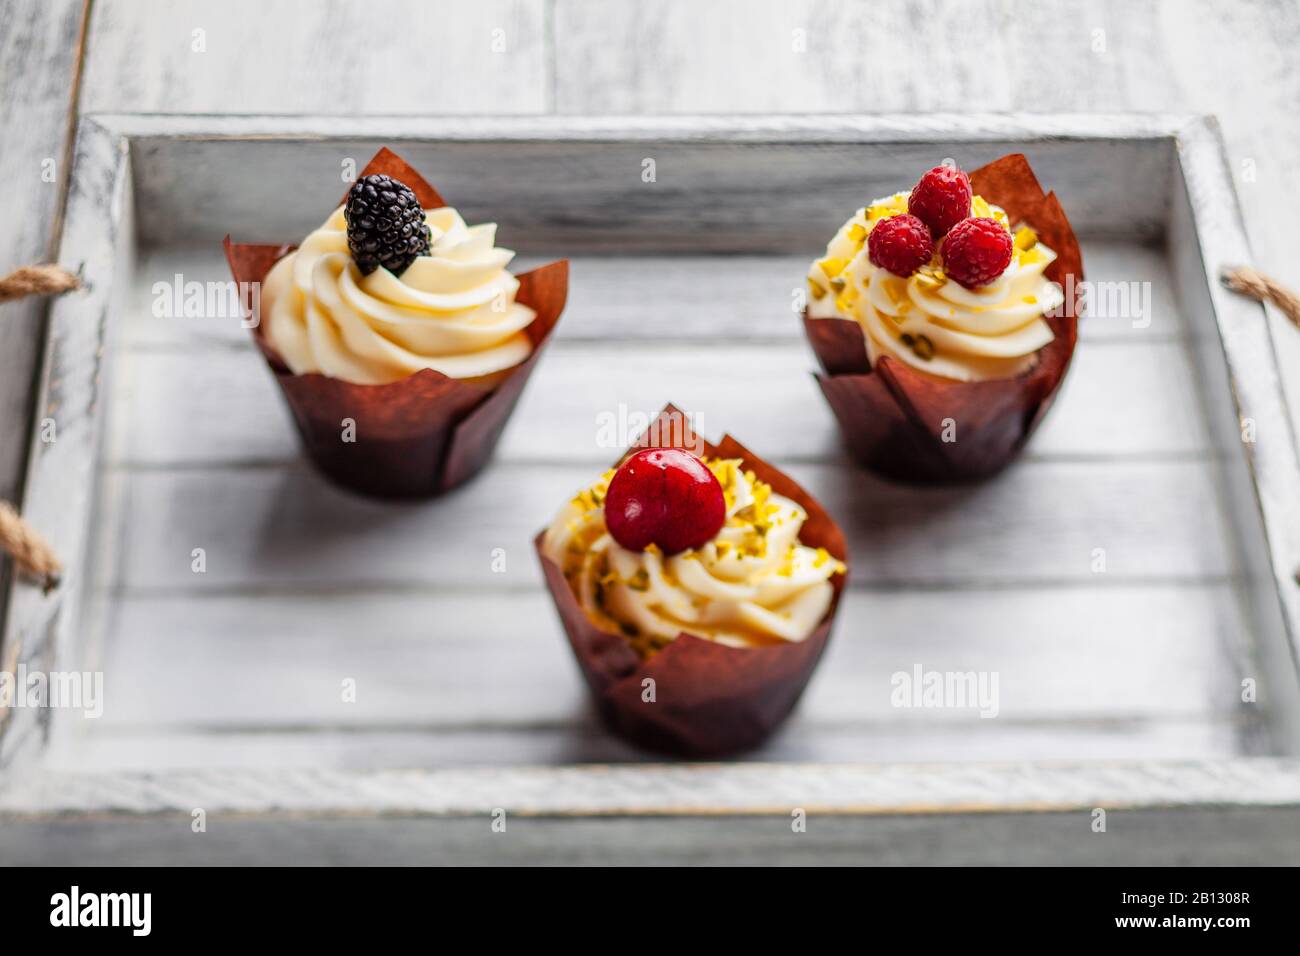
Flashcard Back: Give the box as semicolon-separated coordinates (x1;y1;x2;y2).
819;256;848;278
971;194;1010;229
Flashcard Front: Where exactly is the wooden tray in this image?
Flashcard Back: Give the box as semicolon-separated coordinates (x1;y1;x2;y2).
2;114;1299;865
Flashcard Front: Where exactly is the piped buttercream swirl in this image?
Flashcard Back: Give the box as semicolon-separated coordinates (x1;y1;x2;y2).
261;205;535;385
543;458;843;655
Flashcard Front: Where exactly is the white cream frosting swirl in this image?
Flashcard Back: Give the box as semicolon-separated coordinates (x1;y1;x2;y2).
261;205;536;385
543;459;844;654
807;192;1063;382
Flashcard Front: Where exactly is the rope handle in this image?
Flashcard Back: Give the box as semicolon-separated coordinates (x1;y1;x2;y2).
0;264;80;303
0;502;61;593
1221;266;1300;586
1221;266;1300;329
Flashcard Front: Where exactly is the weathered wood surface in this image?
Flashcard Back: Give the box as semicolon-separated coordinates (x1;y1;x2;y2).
0;0;87;769
0;0;84;617
111;335;1209;464
0;0;84;498
90;586;1244;727
79;0;549;115
9;760;1300;815
44;718;1245;773
50;581;1253;773
4;0;1300;864
117;123;1175;247
100;460;1233;590
5;807;1300;866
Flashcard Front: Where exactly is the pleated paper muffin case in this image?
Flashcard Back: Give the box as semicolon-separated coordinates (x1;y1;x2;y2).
803;154;1085;484
224;148;569;499
535;405;849;757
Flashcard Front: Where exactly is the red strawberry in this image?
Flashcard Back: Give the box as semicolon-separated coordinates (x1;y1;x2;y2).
605;448;726;554
908;165;973;237
867;214;934;278
942;217;1014;289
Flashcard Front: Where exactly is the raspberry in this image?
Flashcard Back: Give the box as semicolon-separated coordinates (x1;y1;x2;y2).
605;448;726;555
941;217;1014;289
867;214;934;278
344;174;431;276
908;165;973;237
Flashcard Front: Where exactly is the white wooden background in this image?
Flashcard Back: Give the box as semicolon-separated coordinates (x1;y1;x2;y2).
3;0;1300;863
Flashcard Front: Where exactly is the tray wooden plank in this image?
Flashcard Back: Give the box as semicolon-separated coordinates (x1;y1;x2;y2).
5;805;1300;866
95;585;1244;725
10;760;1300;816
48;717;1243;774
121;127;1175;249
109;337;1211;465
101;459;1233;593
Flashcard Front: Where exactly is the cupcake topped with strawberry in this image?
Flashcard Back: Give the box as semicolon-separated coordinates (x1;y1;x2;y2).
807;164;1065;382
542;447;844;656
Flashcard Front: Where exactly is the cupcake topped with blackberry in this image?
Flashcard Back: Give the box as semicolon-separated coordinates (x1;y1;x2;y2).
226;147;568;499
807;164;1064;382
260;172;537;387
542;447;844;656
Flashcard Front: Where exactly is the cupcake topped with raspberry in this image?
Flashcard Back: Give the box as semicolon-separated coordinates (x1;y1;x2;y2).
806;164;1064;382
542;447;844;656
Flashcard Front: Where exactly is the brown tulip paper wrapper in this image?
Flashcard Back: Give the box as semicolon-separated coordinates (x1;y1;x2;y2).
535;405;849;757
803;154;1084;484
225;148;569;499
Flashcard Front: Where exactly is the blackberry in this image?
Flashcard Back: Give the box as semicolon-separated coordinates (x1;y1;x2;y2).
344;174;431;276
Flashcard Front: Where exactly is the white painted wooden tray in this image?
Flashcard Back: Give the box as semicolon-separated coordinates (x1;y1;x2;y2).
2;114;1299;865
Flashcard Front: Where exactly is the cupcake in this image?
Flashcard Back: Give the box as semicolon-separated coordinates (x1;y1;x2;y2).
803;154;1083;483
536;405;847;756
225;148;568;498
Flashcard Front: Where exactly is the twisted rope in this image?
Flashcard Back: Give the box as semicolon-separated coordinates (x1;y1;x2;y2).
1221;266;1300;329
0;264;80;303
0;502;60;592
0;263;79;590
